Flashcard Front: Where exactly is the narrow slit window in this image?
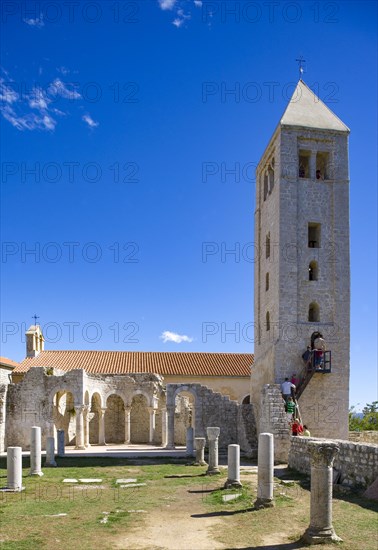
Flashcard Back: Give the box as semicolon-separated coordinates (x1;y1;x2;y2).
308;223;321;248
266;311;270;331
266;233;271;258
308;302;320;322
265;272;269;291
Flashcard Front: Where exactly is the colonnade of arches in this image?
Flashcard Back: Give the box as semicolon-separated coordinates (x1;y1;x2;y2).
51;389;166;448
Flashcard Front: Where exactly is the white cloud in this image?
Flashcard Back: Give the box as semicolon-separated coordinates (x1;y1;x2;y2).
0;69;85;132
0;79;19;104
194;0;202;7
1;105;56;131
48;78;81;100
172;18;184;27
28;87;51;111
158;0;177;10
82;114;99;128
160;331;194;344
23;15;44;28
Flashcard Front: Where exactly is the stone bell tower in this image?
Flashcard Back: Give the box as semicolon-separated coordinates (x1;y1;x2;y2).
250;79;350;441
26;325;45;358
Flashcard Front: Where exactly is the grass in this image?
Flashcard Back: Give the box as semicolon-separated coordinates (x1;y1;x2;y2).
0;458;377;549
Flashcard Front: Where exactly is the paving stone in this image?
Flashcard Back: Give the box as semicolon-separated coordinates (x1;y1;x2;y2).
222;493;242;502
78;478;102;483
62;479;78;483
116;478;137;484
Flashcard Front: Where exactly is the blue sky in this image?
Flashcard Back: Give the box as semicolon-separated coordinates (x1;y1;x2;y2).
0;0;377;410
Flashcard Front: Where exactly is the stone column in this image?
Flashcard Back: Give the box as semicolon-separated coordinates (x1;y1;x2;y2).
29;426;43;476
161;408;168;447
302;441;342;545
224;444;242;488
75;405;85;450
84;406;91;448
254;432;274;508
45;436;57;467
124;407;131;444
186;426;194;457
309;151;316;180
57;429;65;457
206;427;220;475
194;437;207;466
7;447;23;491
166;405;175;449
98;407;106;445
148;407;156;444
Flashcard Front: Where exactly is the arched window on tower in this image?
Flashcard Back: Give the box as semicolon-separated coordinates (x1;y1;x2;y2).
266;311;270;331
309;261;318;281
268;161;274;193
263;173;269;201
308;302;320;322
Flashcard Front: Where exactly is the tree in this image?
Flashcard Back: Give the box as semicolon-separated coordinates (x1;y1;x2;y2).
349;401;378;431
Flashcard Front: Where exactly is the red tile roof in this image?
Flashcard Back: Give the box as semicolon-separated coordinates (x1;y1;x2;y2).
0;356;19;368
15;350;253;377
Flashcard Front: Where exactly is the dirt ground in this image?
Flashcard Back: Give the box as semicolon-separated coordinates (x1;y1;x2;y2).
113;482;225;550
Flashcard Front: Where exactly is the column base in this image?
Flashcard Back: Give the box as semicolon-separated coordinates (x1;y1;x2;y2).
29;471;44;477
224;480;242;489
165;444;175;450
75;445;86;450
206;467;221;475
302;526;342;545
44;461;57;468
254;497;275;509
193;460;207;466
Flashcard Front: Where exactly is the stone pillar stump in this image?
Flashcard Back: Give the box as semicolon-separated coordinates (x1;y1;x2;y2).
206;427;220;475
45;437;57;467
57;430;65;457
302;441;342;545
7;447;23;491
224;444;242;488
186;426;194;457
194;437;207;466
254;432;274;508
29;426;43;477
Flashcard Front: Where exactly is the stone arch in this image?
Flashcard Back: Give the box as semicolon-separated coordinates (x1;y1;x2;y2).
52;389;75;445
131;389;152;408
241;394;250;404
130;393;149;444
105;394;125;444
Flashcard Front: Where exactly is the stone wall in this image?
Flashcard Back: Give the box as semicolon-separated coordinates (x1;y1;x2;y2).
349;431;378;445
289;436;378;488
166;383;257;452
259;384;290;463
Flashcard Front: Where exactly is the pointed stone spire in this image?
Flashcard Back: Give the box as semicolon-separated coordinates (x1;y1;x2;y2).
280;80;350;133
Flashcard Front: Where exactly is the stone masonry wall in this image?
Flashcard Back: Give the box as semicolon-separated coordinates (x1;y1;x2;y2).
289;436;378;488
259;384;290;463
349;431;378;445
166;383;257;452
